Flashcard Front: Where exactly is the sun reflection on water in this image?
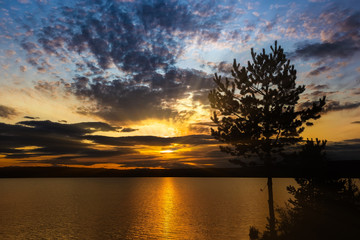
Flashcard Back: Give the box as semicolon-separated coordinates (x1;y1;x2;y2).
161;177;175;238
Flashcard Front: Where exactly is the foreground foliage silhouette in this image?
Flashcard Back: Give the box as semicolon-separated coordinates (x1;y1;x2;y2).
249;140;360;240
249;178;360;240
208;41;325;238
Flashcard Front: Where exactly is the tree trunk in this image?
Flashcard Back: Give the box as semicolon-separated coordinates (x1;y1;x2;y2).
348;178;353;193
267;176;276;239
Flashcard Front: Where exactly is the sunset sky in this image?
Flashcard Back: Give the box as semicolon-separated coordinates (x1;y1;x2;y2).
0;0;359;169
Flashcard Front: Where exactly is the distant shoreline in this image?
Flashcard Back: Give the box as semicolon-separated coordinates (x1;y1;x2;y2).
1;161;360;178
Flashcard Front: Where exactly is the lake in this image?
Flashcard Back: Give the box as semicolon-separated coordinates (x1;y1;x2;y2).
0;178;296;239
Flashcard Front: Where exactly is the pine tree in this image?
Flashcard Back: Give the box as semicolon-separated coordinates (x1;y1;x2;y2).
208;41;326;239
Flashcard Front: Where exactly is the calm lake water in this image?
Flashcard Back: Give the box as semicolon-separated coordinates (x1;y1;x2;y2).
0;178;296;240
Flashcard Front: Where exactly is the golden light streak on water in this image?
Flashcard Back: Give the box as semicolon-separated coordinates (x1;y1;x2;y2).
161;177;175;238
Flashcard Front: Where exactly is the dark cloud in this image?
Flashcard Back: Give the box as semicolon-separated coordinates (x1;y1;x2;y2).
292;40;359;60
352;88;360;95
188;122;214;134
21;0;230;73
307;66;332;76
34;80;62;95
297;101;315;111
85;134;215;147
0;119;215;167
307;84;329;90
207;61;232;74
121;127;138;133
309;90;337;98
292;11;360;60
351;121;360;124
0;123;89;155
0;120;135;164
72;122;121;132
297;99;360;113
324;101;360;113
0;120;121;155
217;61;233;73
19;65;27;72
343;138;360;143
340;11;360;35
173;135;215;145
71;77;174;122
16;120;120;136
24;116;40;119
0;105;18;119
18;0;223;122
70;68;212;122
97;159;191;169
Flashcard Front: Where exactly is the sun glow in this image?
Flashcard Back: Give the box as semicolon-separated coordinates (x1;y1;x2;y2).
160;149;175;154
124;120;184;137
120;93;210;137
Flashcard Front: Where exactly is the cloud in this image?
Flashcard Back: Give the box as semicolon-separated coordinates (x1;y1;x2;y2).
23;116;40;119
297;99;360;113
34;80;62;96
351;121;360;124
207;61;232;74
292;39;359;60
5;50;16;57
18;0;225;122
263;16;280;32
22;0;231;73
0;105;18;119
0;120;134;163
19;65;27;72
343;138;360;143
307;66;332;76
72;77;176;122
70;68;213;122
85;134;214;147
0;119;217;168
307;84;329;90
351;88;360;95
324;101;360;113
16;120;121;135
121;127;138;133
292;11;360;60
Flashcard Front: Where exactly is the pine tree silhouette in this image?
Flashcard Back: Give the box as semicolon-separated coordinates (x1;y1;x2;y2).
208;41;326;239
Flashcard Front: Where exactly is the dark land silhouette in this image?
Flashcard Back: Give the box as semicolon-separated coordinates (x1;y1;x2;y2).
1;161;360;178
